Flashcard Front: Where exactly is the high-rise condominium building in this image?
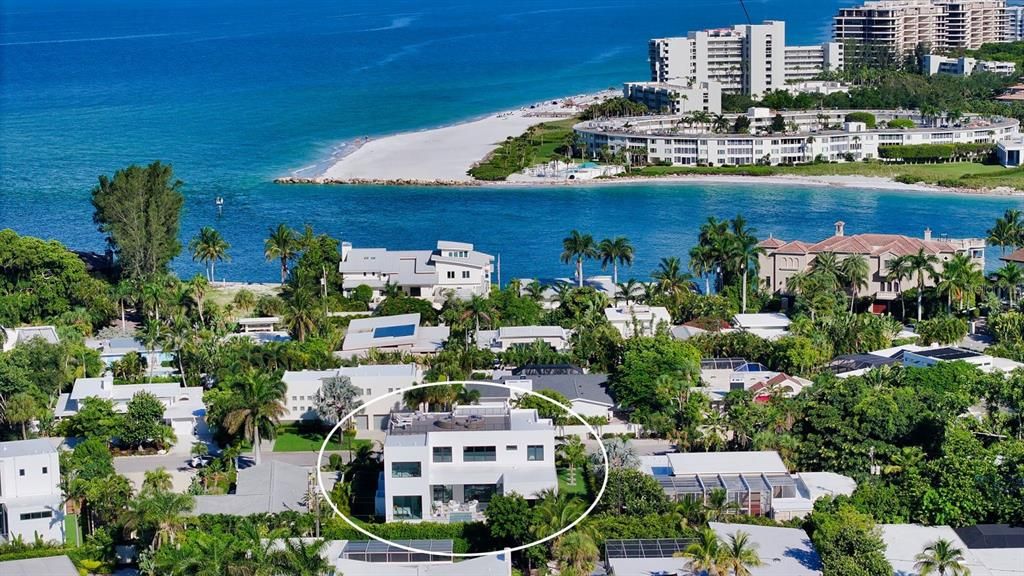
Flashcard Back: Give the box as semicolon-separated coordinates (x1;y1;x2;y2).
833;0;1008;61
648;20;843;98
1007;5;1024;41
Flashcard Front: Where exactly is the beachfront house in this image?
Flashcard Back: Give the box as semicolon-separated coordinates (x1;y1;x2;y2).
640;450;855;520
605;305;672;339
382;405;557;523
0;439;65;544
758;222;986;314
338;240;494;308
338;314;449;359
281;364;422;431
54;375;207;444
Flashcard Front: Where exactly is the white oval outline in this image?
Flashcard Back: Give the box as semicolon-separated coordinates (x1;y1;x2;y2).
315;379;610;558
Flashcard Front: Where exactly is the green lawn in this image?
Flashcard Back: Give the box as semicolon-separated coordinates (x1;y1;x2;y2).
558;468;588;496
468;118;579;181
273;425;371;452
623;161;1024;191
64;514;81;547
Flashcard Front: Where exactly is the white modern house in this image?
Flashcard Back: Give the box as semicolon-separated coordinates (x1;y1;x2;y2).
640;451;855;521
281;364;422;430
923;55;1016;77
732;313;791;340
475;326;572;353
55;376;206;443
338;241;494;307
0;439;65;544
339;314;450;359
830;344;1024;378
382;405;557;523
605;305;672;339
1;325;60;353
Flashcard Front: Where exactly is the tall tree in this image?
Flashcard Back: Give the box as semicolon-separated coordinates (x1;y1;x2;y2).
561;230;598;288
265;224;298;286
91;161;184;280
3;392;39;439
223;370;287;466
314;375;361;426
987;209;1023;255
840;254;870;312
652;257;694;297
720;530;763;576
678;527;726;576
188;226;230;282
906;248;941;322
598;236;635;284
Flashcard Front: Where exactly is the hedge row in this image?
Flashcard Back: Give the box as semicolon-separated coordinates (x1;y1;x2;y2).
878;142;995;161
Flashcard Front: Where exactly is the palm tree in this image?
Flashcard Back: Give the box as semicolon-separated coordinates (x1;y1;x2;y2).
704;487;740;521
732;229;764;313
558;435;587;486
598;236;634;284
271;539;331;576
264;223;297;286
652;257;693;297
524;281;546;303
906;248;941;322
142;468;174;493
615;279;643;305
712;114;730;134
125;490;194;549
992;263;1024;307
939;253;984;313
810;251;843;289
914;539;970;576
529;490;587;541
283;290;320;342
561;230;598;287
840;254;870;312
720;531;763;576
677;527;726;576
887;254;914;319
987;209;1023;255
460;293;493;336
223;370;287;466
689;243;715;295
188;226;230;282
3;393;38;440
553;531;599;576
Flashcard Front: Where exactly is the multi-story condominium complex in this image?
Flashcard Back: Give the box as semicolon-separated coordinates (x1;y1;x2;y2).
338;240;493;308
382;405;557;523
280;364;422;430
649;20;842;97
757;221;986;313
833;0;1008;61
923;54;1016;75
55;376;207;442
622;81;722;115
640;450;856;520
574;110;1020;167
1007;5;1024;40
0;439;64;544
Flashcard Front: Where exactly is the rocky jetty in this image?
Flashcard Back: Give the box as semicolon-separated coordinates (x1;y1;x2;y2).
273;176;479;187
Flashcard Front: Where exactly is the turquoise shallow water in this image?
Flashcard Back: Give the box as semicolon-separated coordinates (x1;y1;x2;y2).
1;0;1022;282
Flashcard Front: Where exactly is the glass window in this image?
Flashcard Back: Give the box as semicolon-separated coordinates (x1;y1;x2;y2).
463;484;497;503
506;445;517;451
527;445;544;461
432;484;454;503
19;511;52;520
392;496;422;520
18;469;24;476
391;462;422;478
461;271;470;279
432;447;453;463
463;446;496;462
41;467;47;474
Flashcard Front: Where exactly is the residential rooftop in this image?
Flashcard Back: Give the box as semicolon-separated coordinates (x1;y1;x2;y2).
0;438;58;458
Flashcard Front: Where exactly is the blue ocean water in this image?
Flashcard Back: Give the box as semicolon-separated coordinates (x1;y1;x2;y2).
1;0;1022;283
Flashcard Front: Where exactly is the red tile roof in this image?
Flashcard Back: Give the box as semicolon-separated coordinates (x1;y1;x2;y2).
764;233;958;258
1001;247;1024;264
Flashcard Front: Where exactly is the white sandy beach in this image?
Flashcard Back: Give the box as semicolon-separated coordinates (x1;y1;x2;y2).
318;91;618;182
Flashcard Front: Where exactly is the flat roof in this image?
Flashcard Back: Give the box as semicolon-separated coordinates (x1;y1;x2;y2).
710;523;823;576
0;438;57;458
0;555;79;576
733;313;791;329
954;524;1024;550
911;347;982;361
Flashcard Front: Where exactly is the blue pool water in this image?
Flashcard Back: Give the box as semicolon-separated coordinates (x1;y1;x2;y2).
2;0;1021;282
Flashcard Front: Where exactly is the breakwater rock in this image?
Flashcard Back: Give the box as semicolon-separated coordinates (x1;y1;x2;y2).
273;176;480;187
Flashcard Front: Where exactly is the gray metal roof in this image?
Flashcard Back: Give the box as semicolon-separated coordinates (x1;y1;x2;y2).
192;461;336;516
497;373;614;406
0;438;57;458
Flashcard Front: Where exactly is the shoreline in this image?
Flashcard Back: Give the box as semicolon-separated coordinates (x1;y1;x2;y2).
287;89;619;183
273;172;1023;197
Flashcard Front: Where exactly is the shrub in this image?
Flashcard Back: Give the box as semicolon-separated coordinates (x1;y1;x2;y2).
844;112;877;128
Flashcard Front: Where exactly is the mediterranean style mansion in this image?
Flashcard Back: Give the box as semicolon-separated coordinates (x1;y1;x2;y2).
573;109;1020;167
757;221;986;313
